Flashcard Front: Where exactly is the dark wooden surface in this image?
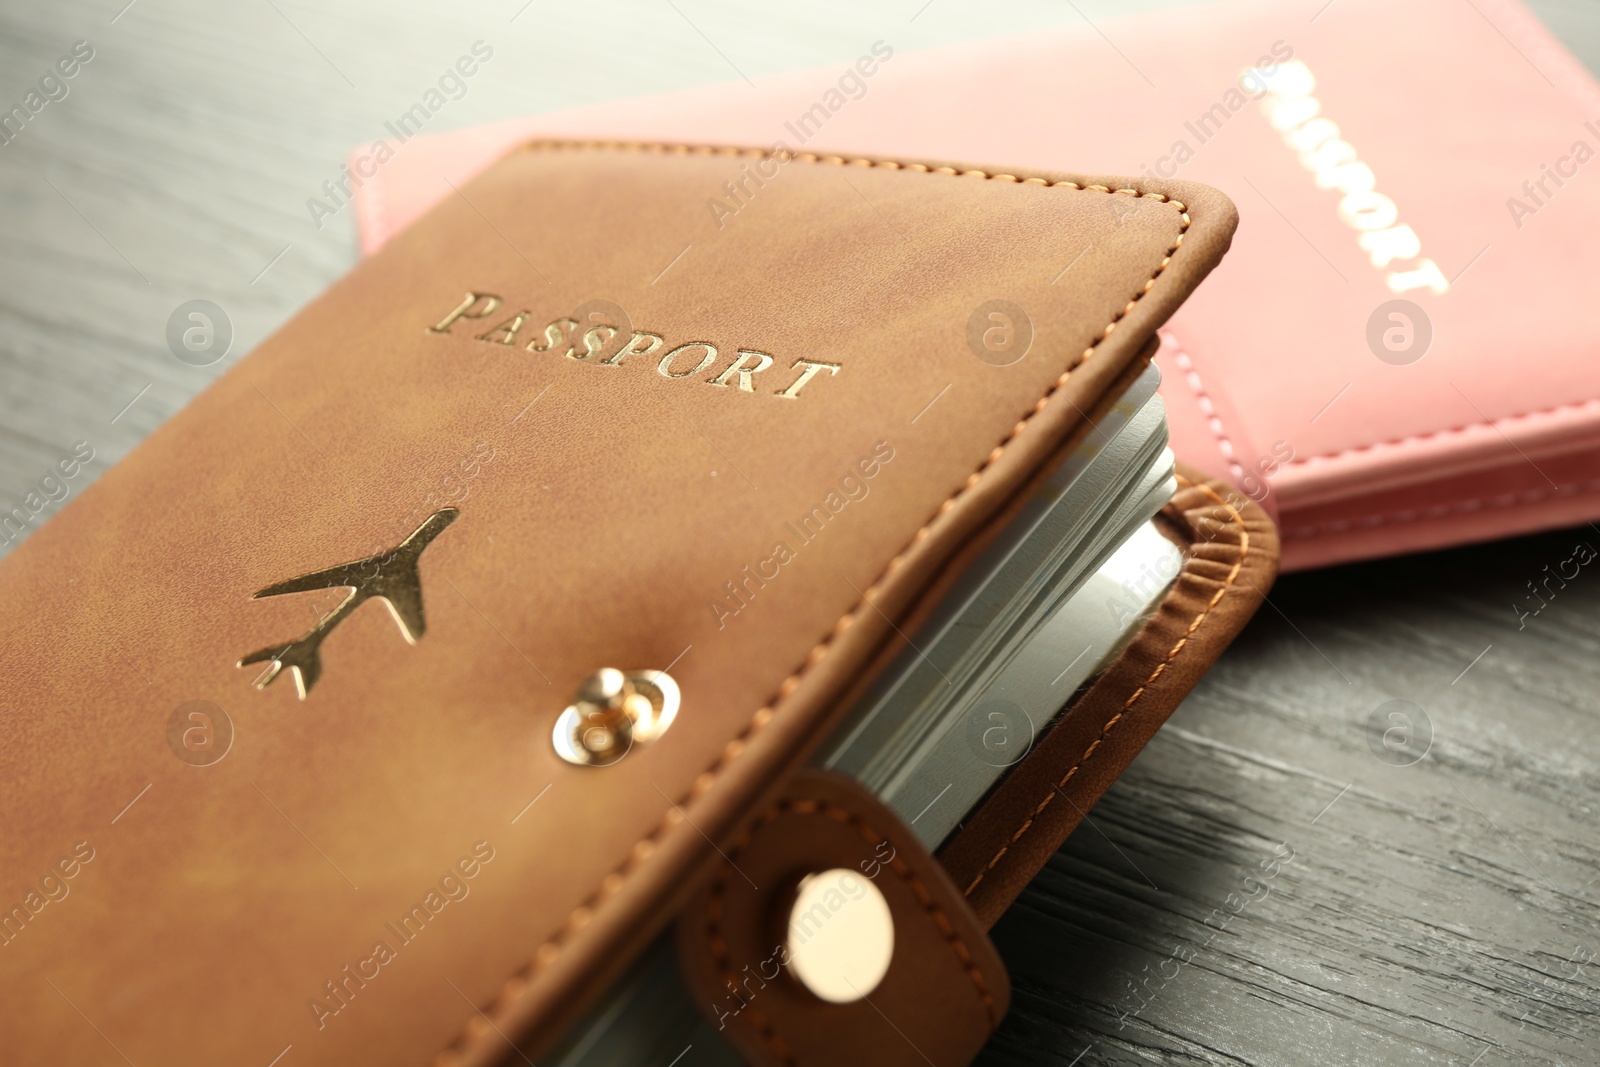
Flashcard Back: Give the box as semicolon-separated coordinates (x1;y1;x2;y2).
2;2;1597;1065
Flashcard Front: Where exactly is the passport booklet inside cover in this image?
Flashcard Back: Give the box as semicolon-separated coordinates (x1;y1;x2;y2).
0;143;1277;1066
353;0;1600;572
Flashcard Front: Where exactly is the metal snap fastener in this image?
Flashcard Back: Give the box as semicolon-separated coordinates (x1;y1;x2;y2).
552;668;679;767
785;868;895;1003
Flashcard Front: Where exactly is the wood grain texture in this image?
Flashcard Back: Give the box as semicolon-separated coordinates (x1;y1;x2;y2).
1;2;1596;1065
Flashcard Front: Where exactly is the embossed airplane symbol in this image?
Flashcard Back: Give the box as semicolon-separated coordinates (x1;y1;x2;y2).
238;508;458;699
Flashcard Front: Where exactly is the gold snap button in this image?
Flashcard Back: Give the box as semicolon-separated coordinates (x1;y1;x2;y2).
552;668;679;767
785;868;895;1003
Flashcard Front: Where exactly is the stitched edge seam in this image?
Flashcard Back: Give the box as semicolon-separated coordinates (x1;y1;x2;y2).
434;139;1191;1065
1285;395;1600;469
1163;331;1246;483
1287;476;1600;540
962;474;1249;898
705;797;1000;1066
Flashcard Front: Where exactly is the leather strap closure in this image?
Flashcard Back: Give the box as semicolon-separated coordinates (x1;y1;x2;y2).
675;768;1010;1067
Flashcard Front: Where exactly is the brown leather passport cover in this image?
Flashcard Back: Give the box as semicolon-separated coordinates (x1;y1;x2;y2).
0;141;1247;1065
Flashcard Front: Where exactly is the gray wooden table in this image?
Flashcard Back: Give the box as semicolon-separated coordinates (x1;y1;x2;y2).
3;2;1596;1065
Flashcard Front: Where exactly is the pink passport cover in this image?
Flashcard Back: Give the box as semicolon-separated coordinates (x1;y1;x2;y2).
347;0;1600;571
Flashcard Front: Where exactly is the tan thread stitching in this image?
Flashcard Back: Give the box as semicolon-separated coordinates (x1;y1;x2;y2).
434;139;1189;1064
962;475;1250;898
704;797;1001;1065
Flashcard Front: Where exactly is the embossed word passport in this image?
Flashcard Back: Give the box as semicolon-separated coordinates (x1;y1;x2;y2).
354;0;1600;572
0;143;1275;1067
